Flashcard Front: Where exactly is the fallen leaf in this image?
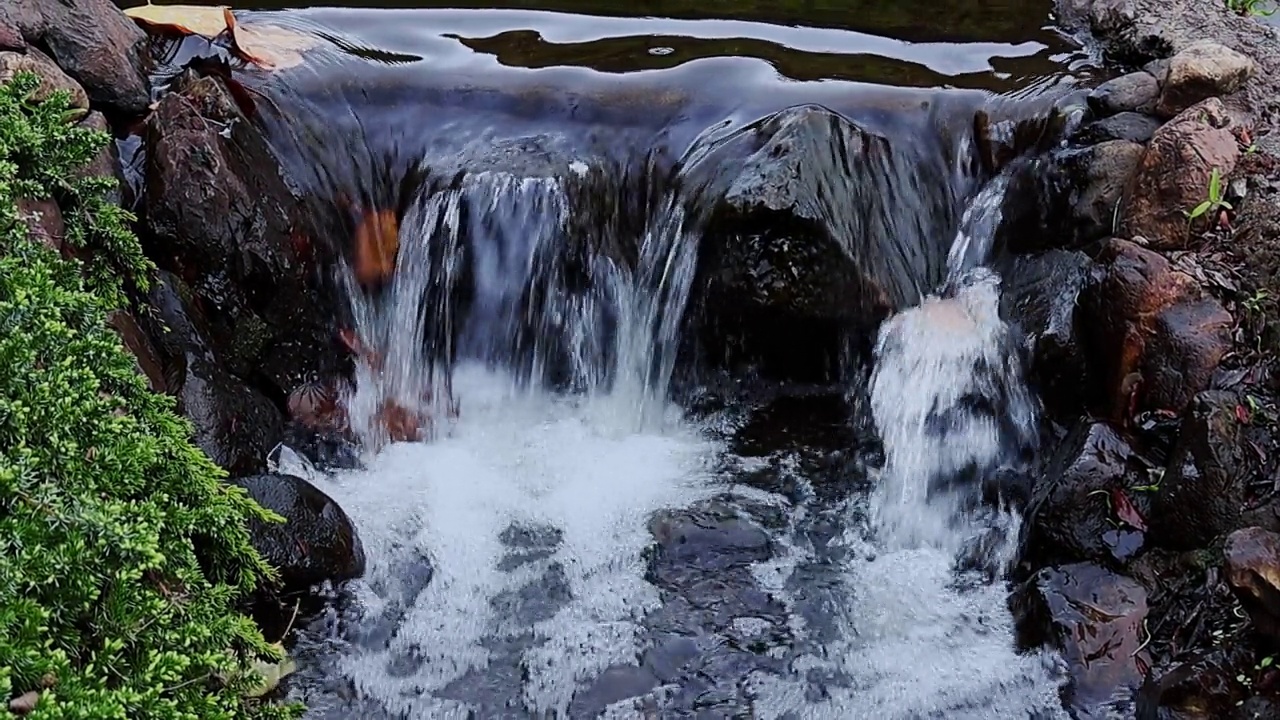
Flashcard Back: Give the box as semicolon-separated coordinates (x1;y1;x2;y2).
1112;488;1147;532
123;4;231;38
1237;404;1252;424
353;209;400;287
9;690;39;715
231;21;320;70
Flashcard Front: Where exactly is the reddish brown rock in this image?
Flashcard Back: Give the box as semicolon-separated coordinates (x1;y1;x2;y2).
105;310;167;394
0;48;88;109
1152;390;1246;550
1156;41;1257;119
15;197;64;253
1078;238;1232;420
0;9;23;52
1224;527;1280;643
1120;98;1240;250
74;111;123;206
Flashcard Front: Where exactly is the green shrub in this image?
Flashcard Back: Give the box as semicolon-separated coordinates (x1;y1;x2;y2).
0;72;298;719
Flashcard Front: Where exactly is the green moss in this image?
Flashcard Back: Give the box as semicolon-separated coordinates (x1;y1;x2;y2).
0;73;300;719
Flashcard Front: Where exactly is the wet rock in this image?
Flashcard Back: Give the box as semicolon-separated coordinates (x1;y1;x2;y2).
0;49;88;110
1088;71;1159;116
1074;140;1145;242
1075;111;1163;145
1121;98;1240;250
1156;41;1256;119
144;74;339;399
16;0;150;115
138;271;283;475
15;197;64;253
1224;527;1280;642
1012;563;1149;718
231;472;366;595
74;111;123;206
1137;647;1254;720
1152;391;1246;550
1077;238;1232;419
1021;421;1143;568
105;310;167;394
998;249;1094;416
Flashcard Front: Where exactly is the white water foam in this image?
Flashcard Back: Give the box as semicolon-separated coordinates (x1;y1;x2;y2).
303;364;720;718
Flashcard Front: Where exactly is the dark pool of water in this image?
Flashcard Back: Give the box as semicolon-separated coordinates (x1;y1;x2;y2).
119;0;1095;93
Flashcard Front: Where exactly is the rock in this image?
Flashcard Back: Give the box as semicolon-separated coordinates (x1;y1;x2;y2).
1157;41;1257;119
1012;563;1149;717
0;49;88;109
1077;239;1232;420
138;271;283;475
144;74;341;400
1075;111;1163;144
1020;421;1145;568
15;197;64;253
0;7;22;52
74;111;123;206
1088;71;1159;116
1074;140;1145;242
19;0;150;115
105;310;166;394
1151;391;1245;550
1224;527;1280;642
1121;98;1240;250
1136;647;1253;720
998;250;1093;416
230;473;366;595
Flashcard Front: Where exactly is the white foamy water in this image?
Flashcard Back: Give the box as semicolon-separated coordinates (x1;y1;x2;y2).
302;364;720;718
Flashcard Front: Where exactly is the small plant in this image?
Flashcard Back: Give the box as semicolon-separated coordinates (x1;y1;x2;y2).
1185;167;1233;229
1226;0;1277;17
1243;289;1270;314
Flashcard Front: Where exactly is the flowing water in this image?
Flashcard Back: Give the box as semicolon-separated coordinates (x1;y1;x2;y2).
147;1;1106;716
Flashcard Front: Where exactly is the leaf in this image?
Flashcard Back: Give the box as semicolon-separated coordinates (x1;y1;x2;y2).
1237;404;1252;424
1190;200;1212;219
353;209;400;287
1210;167;1223;200
123;4;232;38
8;691;39;715
245;642;297;698
231;21;321;70
1111;488;1147;532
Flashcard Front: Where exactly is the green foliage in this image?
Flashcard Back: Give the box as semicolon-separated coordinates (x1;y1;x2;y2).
0;72;299;719
1185;167;1232;228
1226;0;1276;17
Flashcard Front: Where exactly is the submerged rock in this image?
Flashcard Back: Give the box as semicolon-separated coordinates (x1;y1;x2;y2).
1156;41;1256;119
231;472;366;595
1012;563;1150;718
1121;98;1240;250
139;271;283;475
1151;390;1246;551
1078;238;1232;420
1224;527;1280;643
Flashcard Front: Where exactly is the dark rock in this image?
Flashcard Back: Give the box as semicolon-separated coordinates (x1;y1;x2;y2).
1088;71;1159;116
1078;238;1232;420
1121;98;1240;250
231;472;366;595
1012;563;1149;718
0;6;22;52
1075;111;1163;145
1151;391;1245;550
1021;421;1143;568
105;310;166;394
1136;647;1254;720
15;197;63;254
1074;140;1145;241
138;271;283;475
16;0;150;115
999;250;1094;415
75;111;123;206
1224;527;1280;642
1157;41;1256;119
0;48;88;110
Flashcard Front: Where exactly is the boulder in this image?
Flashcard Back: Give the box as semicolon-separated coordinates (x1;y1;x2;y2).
1224;527;1280;643
1012;563;1149;718
998;250;1093;416
15;197;64;254
105;310;167;394
1088;71;1159;116
75;111;124;206
1020;421;1145;568
1074;111;1162;145
1073;140;1145;242
230;472;366;595
13;0;150;116
1120;98;1240;250
1151;391;1246;550
0;48;88;110
1077;238;1232;420
138;271;283;475
1156;41;1257;119
0;5;22;52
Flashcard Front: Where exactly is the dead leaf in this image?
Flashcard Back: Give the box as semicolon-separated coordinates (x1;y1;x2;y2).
353;209;399;287
1112;488;1147;532
123;4;231;38
1237;404;1253;424
9;691;39;715
231;21;319;70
